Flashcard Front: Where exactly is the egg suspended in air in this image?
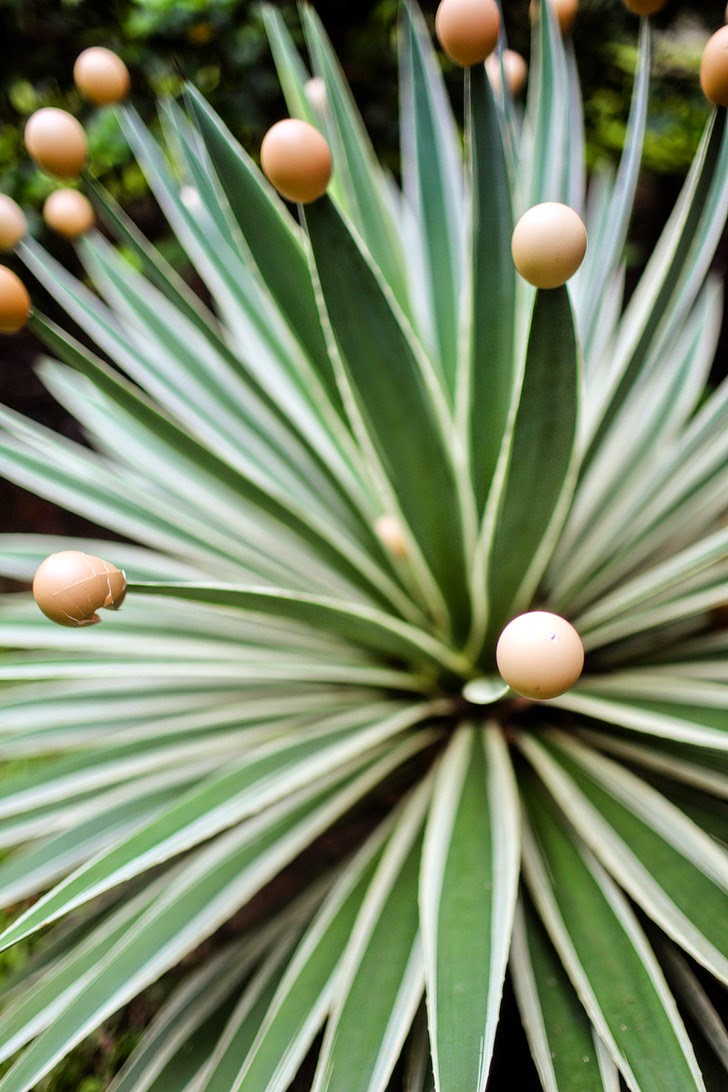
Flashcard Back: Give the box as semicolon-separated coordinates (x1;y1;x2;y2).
486;49;528;96
622;0;667;15
435;0;501;67
33;551;127;627
0;265;31;333
511;202;587;289
496;611;584;700
0;195;27;252
25;108;88;179
260;119;333;204
700;25;728;107
74;47;131;105
43;189;95;238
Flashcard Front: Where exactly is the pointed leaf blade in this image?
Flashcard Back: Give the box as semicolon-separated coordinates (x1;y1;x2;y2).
420;724;520;1092
521;773;706;1092
484;286;580;643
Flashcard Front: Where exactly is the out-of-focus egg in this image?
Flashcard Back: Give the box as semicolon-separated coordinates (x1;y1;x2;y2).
0;265;31;333
0;195;27;252
435;0;501;67
74;47;130;105
486;49;528;96
701;25;728;107
43;189;95;238
25;108;88;179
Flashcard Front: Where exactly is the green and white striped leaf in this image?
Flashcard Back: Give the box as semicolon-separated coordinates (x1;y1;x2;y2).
0;706;435;955
183;83;337;400
521;0;570;208
106;938;259;1092
552;688;728;751
521;775;706;1092
130;580;470;676
575;18;651;349
233;824;391;1092
311;780;431;1092
480;286;580;646
420;724;519;1092
660;943;728;1083
399;0;463;388
301;3;410;309
511;896;621;1092
261;3;317;129
585;107;728;452
0;745;422;1092
459;63;516;515
193;928;303;1091
519;730;728;985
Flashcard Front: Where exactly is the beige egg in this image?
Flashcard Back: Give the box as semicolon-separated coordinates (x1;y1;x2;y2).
33;551;127;628
0;196;27;252
622;0;667;14
701;26;728;107
74;47;131;105
0;265;31;334
25;108;88;179
511;202;587;289
43;189;95;238
260;119;332;204
374;514;409;559
530;0;579;34
486;49;528;96
496;611;584;700
435;0;500;67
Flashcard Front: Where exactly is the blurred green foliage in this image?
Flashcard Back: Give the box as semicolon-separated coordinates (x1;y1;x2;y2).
0;0;402;217
0;0;722;229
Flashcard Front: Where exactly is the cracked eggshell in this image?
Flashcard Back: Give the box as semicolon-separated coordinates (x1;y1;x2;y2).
435;0;501;67
511;202;587;289
0;266;31;333
701;26;728;107
0;196;27;252
33;551;127;628
260;119;332;204
43;189;95;238
496;611;584;700
74;47;130;105
25;108;88;179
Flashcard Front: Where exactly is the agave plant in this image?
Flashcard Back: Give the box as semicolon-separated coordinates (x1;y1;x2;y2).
0;1;726;1089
